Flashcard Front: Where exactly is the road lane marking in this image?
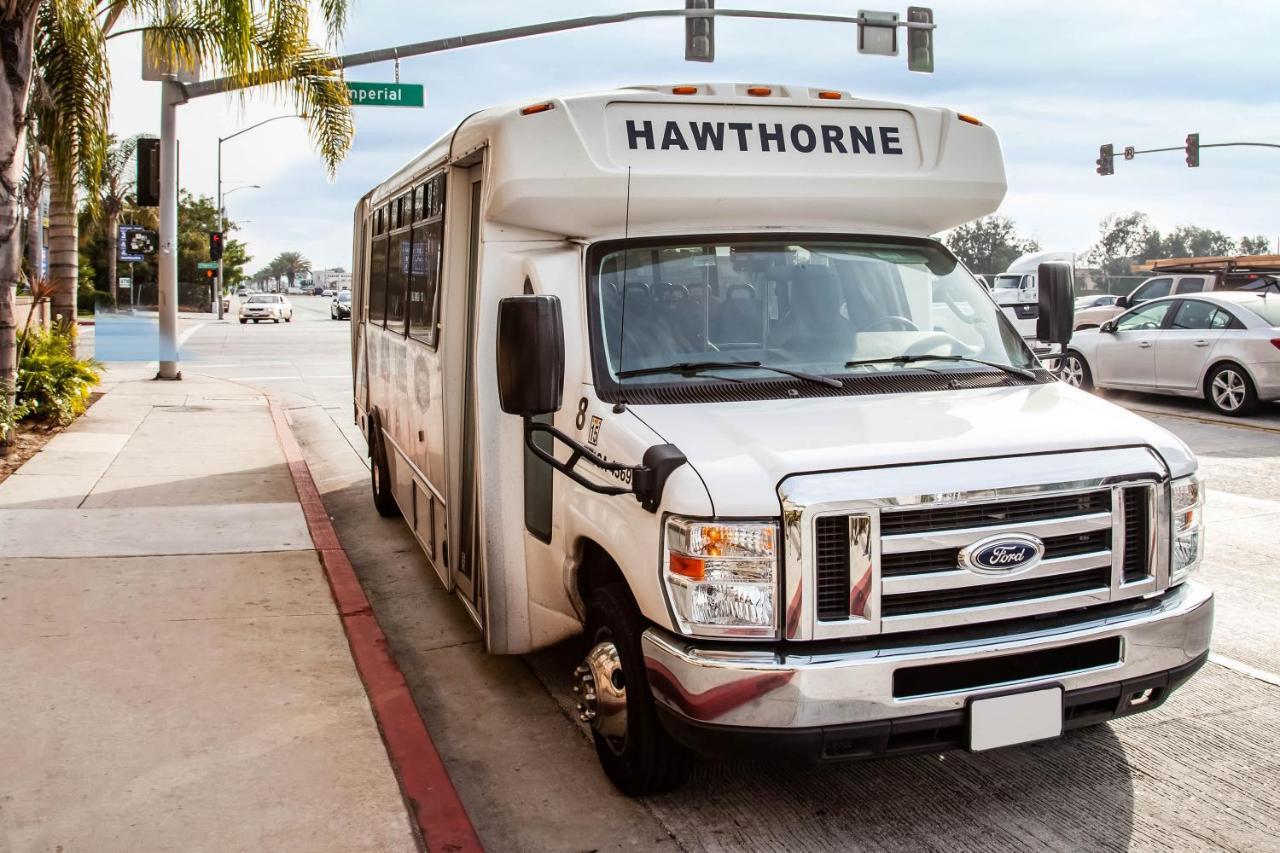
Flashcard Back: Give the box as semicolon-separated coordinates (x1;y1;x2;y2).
1209;653;1280;688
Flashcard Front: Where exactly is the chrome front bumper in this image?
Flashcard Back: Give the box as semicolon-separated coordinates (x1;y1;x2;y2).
642;580;1212;732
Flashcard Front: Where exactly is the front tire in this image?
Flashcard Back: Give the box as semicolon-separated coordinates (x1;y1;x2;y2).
1206;363;1259;416
369;421;400;518
239;319;247;324
1059;351;1094;391
578;583;693;796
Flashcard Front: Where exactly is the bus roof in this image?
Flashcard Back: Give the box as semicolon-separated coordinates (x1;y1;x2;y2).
368;82;1008;240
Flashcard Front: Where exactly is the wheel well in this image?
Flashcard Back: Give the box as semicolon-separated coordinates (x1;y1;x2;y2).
576;539;629;609
1075;324;1099;330
1203;359;1252;396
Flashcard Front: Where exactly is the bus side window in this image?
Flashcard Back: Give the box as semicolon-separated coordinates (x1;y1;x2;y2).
386;194;412;331
409;174;445;346
368;205;389;325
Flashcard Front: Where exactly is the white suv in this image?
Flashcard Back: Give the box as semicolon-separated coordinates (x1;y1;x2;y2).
239;293;293;324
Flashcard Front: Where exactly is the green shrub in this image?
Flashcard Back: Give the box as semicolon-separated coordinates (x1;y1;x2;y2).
16;327;103;426
77;283;114;313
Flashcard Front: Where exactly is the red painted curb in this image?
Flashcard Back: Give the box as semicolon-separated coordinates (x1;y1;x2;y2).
267;398;484;853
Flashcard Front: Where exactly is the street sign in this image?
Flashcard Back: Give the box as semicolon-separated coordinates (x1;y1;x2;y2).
346;81;424;108
118;225;158;262
118;277;131;290
197;261;219;270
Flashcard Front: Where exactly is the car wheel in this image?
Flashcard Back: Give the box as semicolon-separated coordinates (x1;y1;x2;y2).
285;315;291;322
577;583;693;796
253;319;259;324
273;317;280;323
369;420;400;518
1206;363;1259;416
1059;351;1093;391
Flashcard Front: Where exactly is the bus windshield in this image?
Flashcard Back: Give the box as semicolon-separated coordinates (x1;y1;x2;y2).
992;275;1024;290
591;238;1036;388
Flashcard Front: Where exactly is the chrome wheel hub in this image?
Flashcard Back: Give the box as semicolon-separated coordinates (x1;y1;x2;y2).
1061;357;1084;388
573;641;627;740
1212;370;1245;410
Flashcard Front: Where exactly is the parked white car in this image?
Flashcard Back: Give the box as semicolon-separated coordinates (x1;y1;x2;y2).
239;293;293;324
1061;291;1280;415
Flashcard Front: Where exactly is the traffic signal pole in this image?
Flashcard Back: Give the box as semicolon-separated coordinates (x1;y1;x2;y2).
1096;136;1280;176
156;6;936;377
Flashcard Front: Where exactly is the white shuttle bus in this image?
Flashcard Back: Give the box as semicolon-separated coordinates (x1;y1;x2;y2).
351;83;1212;795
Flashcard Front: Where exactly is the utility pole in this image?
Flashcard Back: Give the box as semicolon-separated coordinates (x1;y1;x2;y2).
158;79;181;379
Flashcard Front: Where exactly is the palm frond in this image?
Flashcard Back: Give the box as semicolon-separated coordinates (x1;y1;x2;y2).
35;0;111;209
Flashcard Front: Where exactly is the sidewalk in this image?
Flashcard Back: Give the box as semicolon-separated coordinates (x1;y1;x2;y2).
0;370;419;852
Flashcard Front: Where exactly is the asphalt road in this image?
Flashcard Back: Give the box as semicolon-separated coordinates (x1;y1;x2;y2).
172;298;1280;852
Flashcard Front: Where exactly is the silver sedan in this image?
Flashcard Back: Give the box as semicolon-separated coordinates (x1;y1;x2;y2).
1060;291;1280;416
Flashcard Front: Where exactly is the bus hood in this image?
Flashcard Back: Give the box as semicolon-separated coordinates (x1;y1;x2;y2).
632;382;1195;517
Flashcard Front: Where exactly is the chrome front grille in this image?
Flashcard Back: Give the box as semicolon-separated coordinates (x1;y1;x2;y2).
808;480;1162;635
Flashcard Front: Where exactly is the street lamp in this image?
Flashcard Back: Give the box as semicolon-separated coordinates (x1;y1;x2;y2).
216;114;305;318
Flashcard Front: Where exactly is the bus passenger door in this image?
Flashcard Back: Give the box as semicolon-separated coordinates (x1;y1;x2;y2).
455;165;484;613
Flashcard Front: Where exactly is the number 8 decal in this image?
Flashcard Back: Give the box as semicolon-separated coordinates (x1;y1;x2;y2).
574;397;588;430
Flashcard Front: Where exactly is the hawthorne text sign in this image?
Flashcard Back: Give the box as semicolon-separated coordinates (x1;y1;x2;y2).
347;81;424;108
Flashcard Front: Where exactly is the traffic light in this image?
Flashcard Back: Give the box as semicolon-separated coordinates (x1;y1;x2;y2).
1185;132;1199;168
209;231;224;260
906;7;934;73
1096;144;1114;176
203;268;216;280
136;138;160;207
685;0;714;62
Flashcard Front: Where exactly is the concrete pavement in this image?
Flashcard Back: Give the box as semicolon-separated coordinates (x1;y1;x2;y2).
0;366;419;853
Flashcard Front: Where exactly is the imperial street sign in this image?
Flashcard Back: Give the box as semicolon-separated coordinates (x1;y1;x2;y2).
346;81;425;108
197;261;219;270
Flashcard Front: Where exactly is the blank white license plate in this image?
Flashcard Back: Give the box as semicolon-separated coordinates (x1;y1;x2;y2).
969;687;1063;752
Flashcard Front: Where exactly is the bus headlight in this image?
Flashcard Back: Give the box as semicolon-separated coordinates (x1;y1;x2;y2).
663;517;778;638
1171;473;1204;584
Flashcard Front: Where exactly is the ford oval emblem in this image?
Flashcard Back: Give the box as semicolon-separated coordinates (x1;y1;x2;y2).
958;533;1045;576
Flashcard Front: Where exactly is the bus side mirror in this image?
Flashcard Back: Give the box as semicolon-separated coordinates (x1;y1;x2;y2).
1036;262;1074;345
497;295;565;417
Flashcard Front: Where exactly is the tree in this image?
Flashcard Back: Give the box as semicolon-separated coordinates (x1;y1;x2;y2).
2;0;356;448
1158;225;1236;259
942;215;1040;276
33;0;111;342
271;251;310;287
84;135;140;305
1084;212;1162;276
1239;235;1272;256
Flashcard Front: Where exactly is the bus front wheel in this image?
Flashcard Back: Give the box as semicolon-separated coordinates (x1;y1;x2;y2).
369;422;400;518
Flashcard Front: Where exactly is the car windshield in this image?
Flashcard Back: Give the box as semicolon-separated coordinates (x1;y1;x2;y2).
993;275;1023;289
592;238;1035;387
337;291;351;303
247;295;276;304
1236;296;1280;326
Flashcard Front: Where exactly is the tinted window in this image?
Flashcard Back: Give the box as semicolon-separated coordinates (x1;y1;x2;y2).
386;227;410;329
1176;277;1206;294
1116;301;1171;332
409;174;445;345
1132;277;1173;302
1171;300;1223;330
369;232;388;324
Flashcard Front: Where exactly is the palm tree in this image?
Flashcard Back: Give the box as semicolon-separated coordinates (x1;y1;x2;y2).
85;135;141;306
272;251;310;288
34;0;111;342
20;134;47;285
1;0;355;446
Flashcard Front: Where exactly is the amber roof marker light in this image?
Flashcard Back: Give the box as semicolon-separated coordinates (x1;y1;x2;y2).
520;102;555;116
957;113;983;126
746;86;772;97
672;85;699;95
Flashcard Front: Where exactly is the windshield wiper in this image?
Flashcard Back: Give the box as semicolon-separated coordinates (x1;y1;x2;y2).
843;354;1038;381
617;360;843;389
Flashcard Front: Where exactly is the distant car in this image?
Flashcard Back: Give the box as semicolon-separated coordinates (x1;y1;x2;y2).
313;285;324;296
1075;294;1117;311
331;289;352;320
236;288;249;299
320;288;335;298
239;293;293;324
1060;291;1280;415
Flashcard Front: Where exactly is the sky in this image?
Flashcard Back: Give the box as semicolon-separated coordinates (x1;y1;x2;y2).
105;0;1280;275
